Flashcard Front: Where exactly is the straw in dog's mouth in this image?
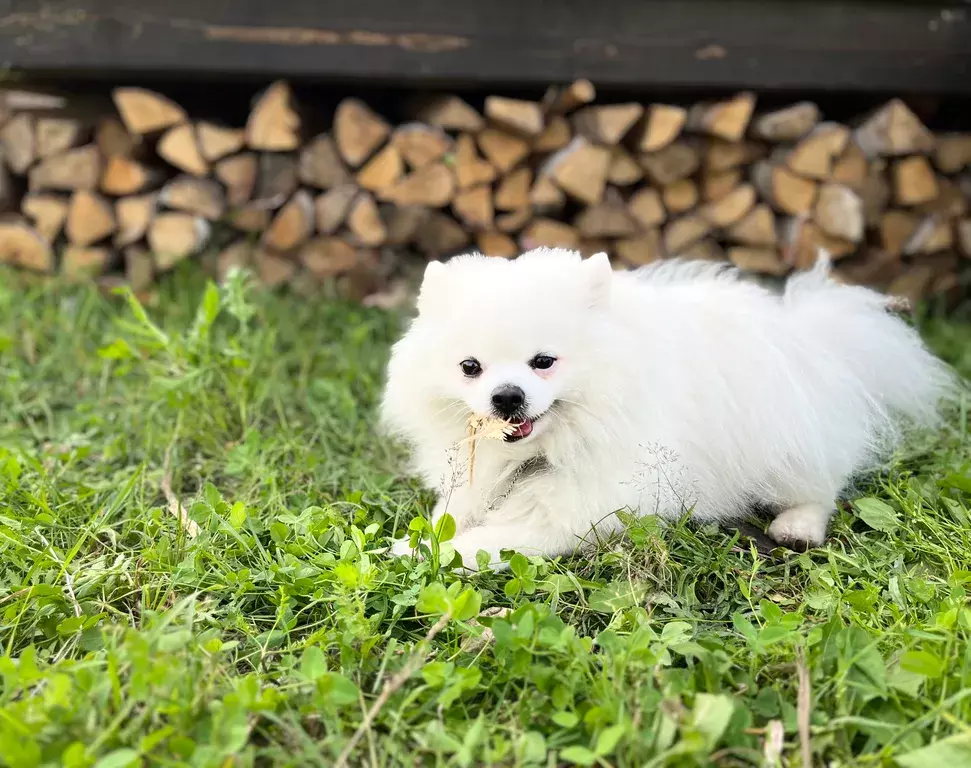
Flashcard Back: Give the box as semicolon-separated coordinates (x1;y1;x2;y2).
503;418;534;442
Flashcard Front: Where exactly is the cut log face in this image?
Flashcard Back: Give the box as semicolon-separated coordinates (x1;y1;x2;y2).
574;190;639;238
893;156;939;206
124;245;155;292
606;147;644;187
477;230;519;258
356;144;404;194
854;99;935;157
664;214;711;254
494;167;532;211
780;218;854;269
615;231;662;265
314;184;358;235
640;143;700;186
705;140;767;172
729;246;788;276
485;97;544;137
113;87;187;135
391;123;451;170
543;137;611;205
36;117;85;159
101;156;157;196
227;204;270;233
533;116;572;154
496;206;532;234
628;187;666;229
957;218;971;258
0;219;54;272
934;134;971;174
334;98;391;167
382;163;454;207
96;117;138;159
216;153;258;206
699;183;756;227
637;104;687;152
687;92;757;142
264;189;315;251
298;134;352;189
572;103;643;145
114;193;158;247
477;129;530;174
254;153;298;208
415;211;469;256
454;134;497;189
752;161;817;215
256;248;298;288
148;213;211;270
726;204;777;246
157;124;208;176
66;190;116;246
384;204;430;245
160;176;226;220
413;95;483;132
542;79;596;115
785;123;850;180
530;174;566;212
702;168;742;202
831;141;868;189
197;122;246;161
751;102;821;142
0;113;36;174
347;192;387;246
300;237;359;277
63;246;112;279
903;215;952;255
880;210;920;256
680;239;726;262
520;219;579;250
245;81;300;151
815;183;864;242
452;184;494;230
662;179;699;215
22;194;68;243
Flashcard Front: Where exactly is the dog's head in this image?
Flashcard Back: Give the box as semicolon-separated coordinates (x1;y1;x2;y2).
382;248;614;448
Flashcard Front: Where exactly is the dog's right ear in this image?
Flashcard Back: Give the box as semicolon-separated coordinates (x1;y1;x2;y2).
416;260;446;314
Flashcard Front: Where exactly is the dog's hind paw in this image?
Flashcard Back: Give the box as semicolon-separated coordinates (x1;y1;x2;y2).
768;503;832;551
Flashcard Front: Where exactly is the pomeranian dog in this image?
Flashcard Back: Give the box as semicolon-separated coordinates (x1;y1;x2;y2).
382;248;950;569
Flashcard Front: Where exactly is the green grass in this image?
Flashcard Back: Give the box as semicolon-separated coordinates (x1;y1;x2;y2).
1;267;970;768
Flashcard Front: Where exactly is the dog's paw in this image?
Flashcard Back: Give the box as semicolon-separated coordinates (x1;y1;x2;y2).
768;503;831;551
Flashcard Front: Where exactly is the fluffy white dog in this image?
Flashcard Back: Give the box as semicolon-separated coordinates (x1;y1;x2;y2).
382;248;950;569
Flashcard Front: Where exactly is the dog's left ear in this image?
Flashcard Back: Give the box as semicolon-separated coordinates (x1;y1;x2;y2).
416;260;446;314
582;252;613;307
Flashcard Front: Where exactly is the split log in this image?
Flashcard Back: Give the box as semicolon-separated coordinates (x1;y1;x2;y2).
485;97;544;137
784;123;850;180
0;219;53;272
100;156;159;196
452;184;494;230
413;95;484;133
854;99;934;157
253;153;298;208
902;215;952;255
477;231;519;258
542;137;611;205
687;92;756;142
751;102;820;142
0;114;35;173
533;116;572;154
114;193;158;247
574;189;640;238
702;168;742;202
246;81;300;151
496;207;532;234
860;162;891;223
699;183;756;227
729;246;788;275
298;134;352;189
391;124;451;170
680;239;726;262
124;245;155;292
256;248;298;288
264;190;315;251
63;246;112;278
628;187;666;229
833;249;902;289
21;194;68;242
957;218;971;257
478;128;530;173
780;218;854;269
752;160;817;215
382;163;454;207
197;122;246;161
217;241;253;282
663;214;711;254
494;167;532;211
607;147;644;187
157;123;208;176
887;266;935;306
454;134;498;189
705;140;766;172
520;218;579;250
384;205;430;246
572;103;643;145
662;179;699;215
227;204;270;233
637;105;687;152
148;213;211;270
640;142;700;185
542;80;596;115
96;117;138;159
334;98;390;168
725;204;776;246
892;156;939;206
831;141;869;190
934;134;971;174
66;190;115;246
314;184;358;235
529;174;566;213
113;87;186;135
919;177;967;219
879;210;920;256
615;231;662;265
347;192;387;246
27;144;101;192
159;176;226;220
357;144;404;193
815;183;864;242
414;211;469;256
215;153;258;206
299;237;359;277
36;117;85;159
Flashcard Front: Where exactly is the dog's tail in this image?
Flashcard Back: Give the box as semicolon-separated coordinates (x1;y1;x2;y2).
783;250;955;434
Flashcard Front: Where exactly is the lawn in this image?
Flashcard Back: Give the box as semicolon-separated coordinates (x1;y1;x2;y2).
1;266;970;768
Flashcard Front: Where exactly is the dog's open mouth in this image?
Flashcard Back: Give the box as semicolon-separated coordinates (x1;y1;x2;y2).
504;418;535;442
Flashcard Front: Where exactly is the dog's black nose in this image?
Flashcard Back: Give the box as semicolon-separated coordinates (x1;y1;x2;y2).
491;385;525;417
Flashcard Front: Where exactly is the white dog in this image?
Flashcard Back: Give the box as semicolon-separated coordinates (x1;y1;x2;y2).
381;248;950;569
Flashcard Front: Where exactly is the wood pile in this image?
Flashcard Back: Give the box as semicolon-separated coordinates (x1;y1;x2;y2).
0;82;968;305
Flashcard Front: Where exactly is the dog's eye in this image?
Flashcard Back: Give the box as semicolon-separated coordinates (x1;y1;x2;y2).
529;355;557;370
460;358;482;377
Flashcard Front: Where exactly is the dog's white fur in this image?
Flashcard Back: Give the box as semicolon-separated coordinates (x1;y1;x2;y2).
382;248;951;568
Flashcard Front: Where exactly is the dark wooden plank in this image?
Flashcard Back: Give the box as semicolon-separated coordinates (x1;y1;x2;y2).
0;0;969;94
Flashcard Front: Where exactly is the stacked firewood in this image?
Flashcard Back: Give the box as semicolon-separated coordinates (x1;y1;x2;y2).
0;81;968;304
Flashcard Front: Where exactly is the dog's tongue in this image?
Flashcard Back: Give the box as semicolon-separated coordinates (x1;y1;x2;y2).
510;419;533;438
